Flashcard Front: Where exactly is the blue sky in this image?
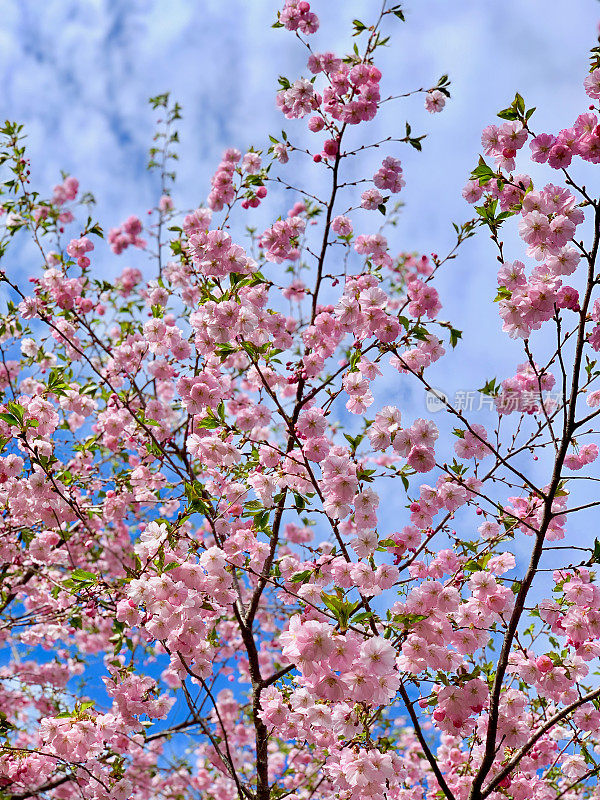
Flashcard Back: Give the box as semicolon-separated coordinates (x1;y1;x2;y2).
1;0;598;380
1;0;599;569
1;0;600;733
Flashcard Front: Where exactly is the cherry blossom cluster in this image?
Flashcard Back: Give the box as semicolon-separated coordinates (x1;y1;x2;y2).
0;5;599;800
108;214;146;254
279;0;319;35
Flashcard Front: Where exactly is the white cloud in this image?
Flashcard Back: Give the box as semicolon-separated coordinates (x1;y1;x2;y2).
1;0;597;553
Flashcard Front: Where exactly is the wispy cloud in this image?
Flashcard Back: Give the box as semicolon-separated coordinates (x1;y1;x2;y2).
0;0;597;553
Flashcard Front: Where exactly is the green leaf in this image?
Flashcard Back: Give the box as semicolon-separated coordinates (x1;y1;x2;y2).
7;402;25;423
88;223;104;238
479;377;499;397
494;286;512;302
290;570;312;583
378;538;397;548
409;136;425;151
497;108;518;121
470;157;496;185
46;369;70;397
254;510;270;531
351;611;374;625
497;91;526;121
449;328;462;348
515;92;525;114
195;417;220;430
293;493;306;511
321;592;359;630
71;569;97;583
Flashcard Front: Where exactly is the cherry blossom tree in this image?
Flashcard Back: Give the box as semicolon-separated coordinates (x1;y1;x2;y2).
1;2;600;800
